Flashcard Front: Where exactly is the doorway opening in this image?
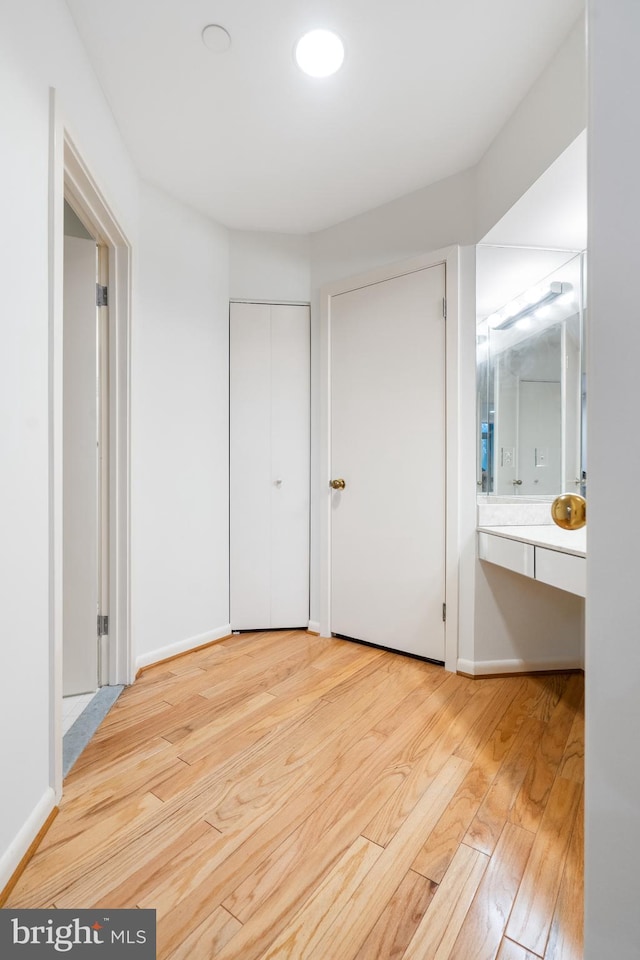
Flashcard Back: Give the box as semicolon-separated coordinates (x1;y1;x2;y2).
61;200;120;774
50;125;132;794
62;199;107;700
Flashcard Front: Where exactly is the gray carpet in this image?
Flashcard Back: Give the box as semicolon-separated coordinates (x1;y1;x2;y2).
63;685;124;778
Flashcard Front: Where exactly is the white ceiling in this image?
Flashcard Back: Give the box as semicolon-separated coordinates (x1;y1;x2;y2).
65;0;583;234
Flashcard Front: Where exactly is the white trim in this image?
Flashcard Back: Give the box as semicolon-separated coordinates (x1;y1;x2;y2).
319;247;461;671
230;298;311;307
308;620;321;634
63;138;132;688
457;657;584;677
455;245;479;679
444;247;461;673
134;624;233;672
49;91;132;802
48;89;64;798
0;788;56;893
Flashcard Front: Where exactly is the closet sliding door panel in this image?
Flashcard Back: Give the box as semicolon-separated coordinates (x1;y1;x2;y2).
230;303;272;628
230;302;310;630
270;306;310;627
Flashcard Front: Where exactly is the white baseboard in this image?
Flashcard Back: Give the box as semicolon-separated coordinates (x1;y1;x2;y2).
135;624;232;672
308;620;321;635
457;657;584;677
0;787;56;893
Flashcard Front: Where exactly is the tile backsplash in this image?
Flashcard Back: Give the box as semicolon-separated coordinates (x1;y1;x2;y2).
477;497;555;527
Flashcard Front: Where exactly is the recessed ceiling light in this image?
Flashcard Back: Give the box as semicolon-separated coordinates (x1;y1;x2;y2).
202;24;232;54
295;29;344;78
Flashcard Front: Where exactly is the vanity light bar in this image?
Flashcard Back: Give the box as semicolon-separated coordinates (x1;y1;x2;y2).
488;281;568;331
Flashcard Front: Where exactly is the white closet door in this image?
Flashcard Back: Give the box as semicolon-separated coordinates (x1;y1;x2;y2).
330;265;446;661
230;302;310;629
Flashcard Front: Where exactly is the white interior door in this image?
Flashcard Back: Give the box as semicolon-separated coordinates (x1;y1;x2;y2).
63;235;99;695
230;302;310;629
518;379;562;495
330;265;446;661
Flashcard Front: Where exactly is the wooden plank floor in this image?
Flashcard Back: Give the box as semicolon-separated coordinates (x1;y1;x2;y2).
7;631;584;959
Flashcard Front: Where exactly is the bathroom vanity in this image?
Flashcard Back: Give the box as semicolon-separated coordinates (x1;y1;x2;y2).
477;523;586;597
476;244;587;598
468;244;586;676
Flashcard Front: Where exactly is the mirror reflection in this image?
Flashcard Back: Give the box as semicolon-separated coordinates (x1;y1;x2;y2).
477;247;585;497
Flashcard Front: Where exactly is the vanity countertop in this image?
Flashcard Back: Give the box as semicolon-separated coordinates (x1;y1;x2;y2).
477;524;586;558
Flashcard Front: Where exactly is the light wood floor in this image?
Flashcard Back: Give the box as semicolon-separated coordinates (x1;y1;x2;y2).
7;631;584;959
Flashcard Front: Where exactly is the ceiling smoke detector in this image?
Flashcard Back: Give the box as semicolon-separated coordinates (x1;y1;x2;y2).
202;24;232;54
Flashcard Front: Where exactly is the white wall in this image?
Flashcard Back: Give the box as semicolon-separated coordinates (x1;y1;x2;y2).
0;0;139;889
585;1;640;954
475;15;587;241
473;564;584;669
64;202;93;239
133;183;230;667
311;169;476;290
229;230;310;303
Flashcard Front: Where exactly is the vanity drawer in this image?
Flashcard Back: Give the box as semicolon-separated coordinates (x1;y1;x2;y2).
478;532;535;577
535;547;586;597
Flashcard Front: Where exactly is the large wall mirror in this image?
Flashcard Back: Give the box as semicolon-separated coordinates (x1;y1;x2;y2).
477;245;586;498
475;128;587;503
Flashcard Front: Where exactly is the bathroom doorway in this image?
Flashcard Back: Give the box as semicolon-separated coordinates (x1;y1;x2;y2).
51;130;132;792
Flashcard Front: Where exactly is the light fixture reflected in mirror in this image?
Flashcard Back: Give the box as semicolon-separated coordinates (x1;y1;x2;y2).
487;281;570;331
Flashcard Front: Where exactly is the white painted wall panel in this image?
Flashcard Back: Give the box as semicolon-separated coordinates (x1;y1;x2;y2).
473;560;584;664
475;16;586;240
585;1;640;955
229;231;311;303
0;0;138;889
133;182;230;663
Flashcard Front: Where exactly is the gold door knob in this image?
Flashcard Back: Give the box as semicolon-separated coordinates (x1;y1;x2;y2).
330;478;346;490
551;493;586;530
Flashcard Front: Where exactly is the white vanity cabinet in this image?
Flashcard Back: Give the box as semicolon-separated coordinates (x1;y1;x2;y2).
534;546;586;596
477;533;534;578
478;525;586;597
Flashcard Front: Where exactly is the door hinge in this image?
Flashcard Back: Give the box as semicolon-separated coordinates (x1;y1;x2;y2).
442;603;447;622
96;284;108;307
442;297;447;320
97;614;109;636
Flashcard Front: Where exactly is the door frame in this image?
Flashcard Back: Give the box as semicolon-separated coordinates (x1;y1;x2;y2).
49;91;132;797
319;247;462;672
